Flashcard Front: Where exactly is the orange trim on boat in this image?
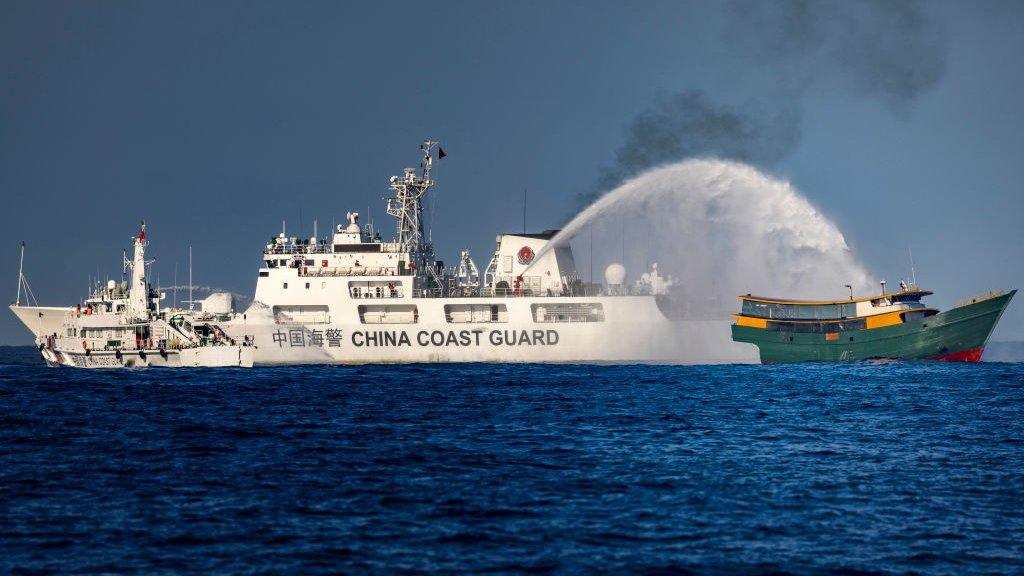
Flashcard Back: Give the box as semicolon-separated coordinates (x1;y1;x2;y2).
732;314;767;329
865;311;904;329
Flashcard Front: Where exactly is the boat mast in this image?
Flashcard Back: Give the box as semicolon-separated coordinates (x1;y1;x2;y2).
386;139;442;288
909;247;918;287
124;221;151;321
15;241;24;306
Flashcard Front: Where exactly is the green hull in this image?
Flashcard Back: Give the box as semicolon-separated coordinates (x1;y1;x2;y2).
732;290;1016;363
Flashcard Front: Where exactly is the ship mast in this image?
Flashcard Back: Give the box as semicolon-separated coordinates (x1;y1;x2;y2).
386;139;443;289
123;221;154;321
15;241;24;306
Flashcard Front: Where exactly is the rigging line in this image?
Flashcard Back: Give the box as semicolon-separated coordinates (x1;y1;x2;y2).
22;275;38;306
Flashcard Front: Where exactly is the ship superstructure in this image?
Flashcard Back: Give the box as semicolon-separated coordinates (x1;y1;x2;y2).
224;140;756;364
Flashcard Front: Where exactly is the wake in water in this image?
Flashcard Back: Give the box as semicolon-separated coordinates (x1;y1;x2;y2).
545;159;872;314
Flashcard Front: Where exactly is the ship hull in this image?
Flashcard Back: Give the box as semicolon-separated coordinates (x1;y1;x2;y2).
732;291;1015;363
223;319;760;365
9;305;69;339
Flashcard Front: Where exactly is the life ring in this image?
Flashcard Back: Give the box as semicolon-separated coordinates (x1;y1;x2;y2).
82;340;87;350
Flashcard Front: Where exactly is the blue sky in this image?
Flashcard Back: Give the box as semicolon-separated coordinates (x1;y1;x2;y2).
1;0;1022;343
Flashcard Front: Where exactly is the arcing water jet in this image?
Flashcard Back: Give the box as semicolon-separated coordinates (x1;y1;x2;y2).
538;159;872;316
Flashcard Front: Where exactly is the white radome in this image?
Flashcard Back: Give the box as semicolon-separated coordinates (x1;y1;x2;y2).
604;263;626;286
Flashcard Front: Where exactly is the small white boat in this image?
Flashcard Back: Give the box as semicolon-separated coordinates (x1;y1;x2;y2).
11;223;253;368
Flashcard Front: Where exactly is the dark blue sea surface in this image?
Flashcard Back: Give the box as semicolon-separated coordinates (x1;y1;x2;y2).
1;347;1022;575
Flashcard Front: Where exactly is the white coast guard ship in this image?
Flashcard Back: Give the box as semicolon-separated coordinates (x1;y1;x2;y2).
222;140;755;364
10;224;253;368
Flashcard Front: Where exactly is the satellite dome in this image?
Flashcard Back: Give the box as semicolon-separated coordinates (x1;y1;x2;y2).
604;263;626;285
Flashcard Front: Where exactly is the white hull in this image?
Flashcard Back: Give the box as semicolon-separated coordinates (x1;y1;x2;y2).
222;318;758;365
9;305;68;339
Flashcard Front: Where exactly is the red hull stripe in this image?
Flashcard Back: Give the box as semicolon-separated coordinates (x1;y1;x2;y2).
931;348;984;362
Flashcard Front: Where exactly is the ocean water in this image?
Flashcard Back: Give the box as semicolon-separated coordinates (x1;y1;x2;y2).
1;347;1022;575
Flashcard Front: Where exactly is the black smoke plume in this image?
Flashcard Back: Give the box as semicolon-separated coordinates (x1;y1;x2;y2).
581;0;947;207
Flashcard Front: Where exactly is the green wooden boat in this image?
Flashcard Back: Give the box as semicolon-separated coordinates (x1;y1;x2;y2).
731;288;1015;363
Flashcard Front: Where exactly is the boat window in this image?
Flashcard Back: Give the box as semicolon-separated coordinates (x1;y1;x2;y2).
445;304;508;323
358;304;418;324
532;303;604;323
259;271;269;277
766;319;867;333
742;300;770;317
283;283;288;289
891;293;923;303
741;301;855;319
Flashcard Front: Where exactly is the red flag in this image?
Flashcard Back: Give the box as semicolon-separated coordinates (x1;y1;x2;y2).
438;147;446;159
138;220;146;241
